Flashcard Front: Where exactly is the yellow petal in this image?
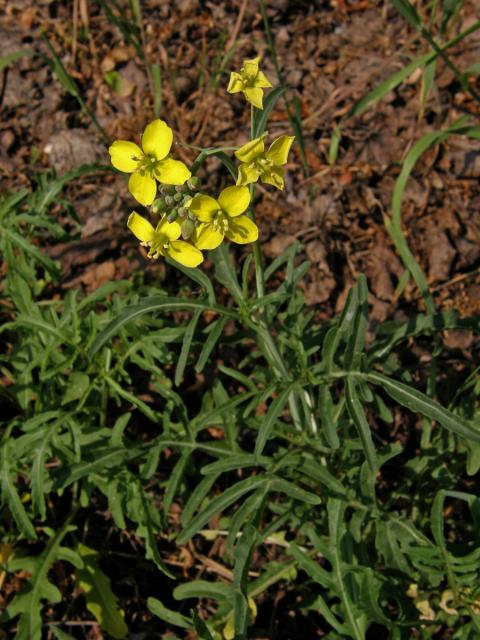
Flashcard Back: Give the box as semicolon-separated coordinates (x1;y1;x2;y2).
225;215;258;244
236;163;261;186
189;194;220;222
218;185;250;218
244;86;264;109
155;158;191;185
127;211;155;242
109;140;142;173
128;171;157;206
267;135;295;166
261;166;284;190
195;224;224;250
242;57;260;80
255;70;272;89
141;119;173;161
168;240;203;268
156;216;181;241
235;135;265;163
227;72;244;94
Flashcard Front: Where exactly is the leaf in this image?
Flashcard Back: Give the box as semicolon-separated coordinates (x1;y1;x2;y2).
270;478;321;505
392;0;422;29
2;227;60;278
0;444;37;539
75;543;128;639
88;296;236;357
0;48;34;72
62;372;90;405
232;524;258;640
253;85;288;137
254;383;297;456
165;258;216;305
6;524;78;640
174;580;230;602
175;309;202;386
210;244;244;306
345;376;377;473
147;597;192;629
366;371;480;444
344;274;369;371
177;475;268;545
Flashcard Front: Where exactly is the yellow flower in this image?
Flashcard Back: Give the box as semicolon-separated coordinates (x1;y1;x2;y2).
127;212;203;268
227;57;272;109
235;134;295;190
109;119;191;207
189;185;258;250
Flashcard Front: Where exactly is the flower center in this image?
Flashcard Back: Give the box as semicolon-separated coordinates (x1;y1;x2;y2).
254;156;273;172
141;230;170;259
137;154;159;174
211;209;229;232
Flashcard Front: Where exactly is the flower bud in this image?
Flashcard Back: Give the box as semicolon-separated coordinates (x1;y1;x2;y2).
164;195;175;207
167;209;178;222
151;197;167;213
187;176;200;191
177;206;187;217
181;218;195;240
174;192;184;203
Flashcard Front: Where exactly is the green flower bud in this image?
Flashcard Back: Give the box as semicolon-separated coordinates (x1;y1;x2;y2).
187;176;201;191
164;195;175;207
181;218;195;240
151;197;167;213
174;192;184;202
167;210;178;222
177;206;187;217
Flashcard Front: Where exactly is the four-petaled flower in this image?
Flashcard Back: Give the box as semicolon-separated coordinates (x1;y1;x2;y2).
235;134;295;190
109;119;191;207
227;57;272;110
127;212;203;267
189;186;258;250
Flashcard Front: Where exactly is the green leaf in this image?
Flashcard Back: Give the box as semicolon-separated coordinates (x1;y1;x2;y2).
175;309;202;386
2;227;60;278
253;85;288;138
62;372;90;405
88;296;236;357
344;274;368;371
165;258;216;305
147;597;192;629
366;371;480;444
254;383;297;456
75;543;128;639
270;478;321;505
177;475;268;545
345;376;377;473
210;244;244;306
0;48;34;72
0;444;37;539
201;454;271;475
392;0;422;29
174;580;230;602
232;524;258;640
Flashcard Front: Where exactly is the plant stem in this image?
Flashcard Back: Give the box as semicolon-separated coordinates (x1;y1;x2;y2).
247;105;318;434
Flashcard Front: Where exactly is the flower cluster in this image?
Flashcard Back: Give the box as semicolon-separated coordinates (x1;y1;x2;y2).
109;58;294;269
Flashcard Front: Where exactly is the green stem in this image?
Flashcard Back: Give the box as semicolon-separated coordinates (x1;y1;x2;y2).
246;105;319;434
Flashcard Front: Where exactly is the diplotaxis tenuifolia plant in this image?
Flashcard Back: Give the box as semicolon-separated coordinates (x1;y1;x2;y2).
2;12;480;639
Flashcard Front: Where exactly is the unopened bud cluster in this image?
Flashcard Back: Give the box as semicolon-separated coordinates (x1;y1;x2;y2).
151;177;201;240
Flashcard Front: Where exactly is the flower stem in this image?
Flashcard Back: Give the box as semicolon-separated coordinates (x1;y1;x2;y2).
247;105;318;434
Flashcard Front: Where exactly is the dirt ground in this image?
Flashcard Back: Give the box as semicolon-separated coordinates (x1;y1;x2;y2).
0;0;480;320
2;2;480;638
1;0;480;324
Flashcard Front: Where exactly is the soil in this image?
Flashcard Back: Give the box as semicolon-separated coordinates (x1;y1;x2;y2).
1;0;480;638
